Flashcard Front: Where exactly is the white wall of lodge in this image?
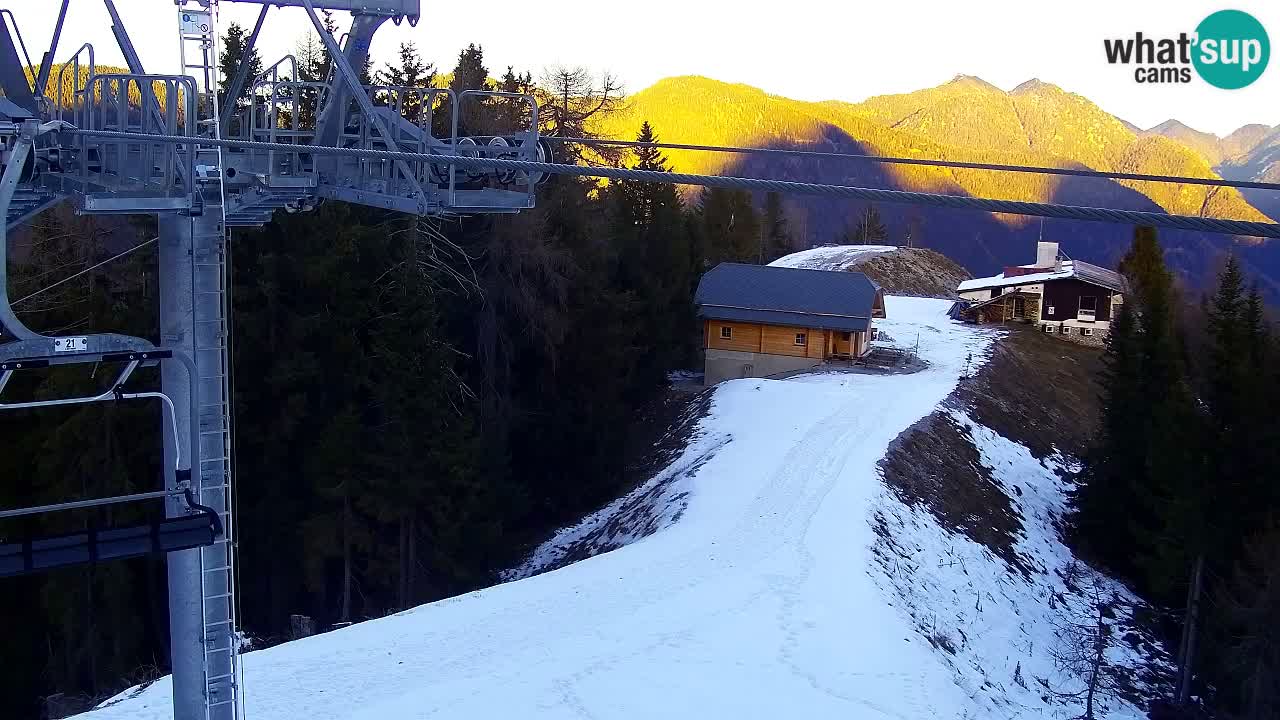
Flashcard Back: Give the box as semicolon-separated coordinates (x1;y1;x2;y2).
958;284;1043;302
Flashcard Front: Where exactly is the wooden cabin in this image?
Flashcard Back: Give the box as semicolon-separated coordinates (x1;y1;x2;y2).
694;263;886;385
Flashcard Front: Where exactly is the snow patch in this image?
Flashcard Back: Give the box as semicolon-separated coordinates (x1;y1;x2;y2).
769;244;898;270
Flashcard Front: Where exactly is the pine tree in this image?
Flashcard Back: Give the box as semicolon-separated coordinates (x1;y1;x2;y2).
1071;295;1144;571
375;42;435;123
609;122;694;388
761;191;792;263
491;67;535;134
449;44;491;93
1216;523;1280;719
847;204;888;244
447;44;492;136
295;31;327;82
700;187;760;264
217;21;263;109
1071;226;1205;594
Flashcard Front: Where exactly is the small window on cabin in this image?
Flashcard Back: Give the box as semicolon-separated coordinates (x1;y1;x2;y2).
1082;328;1094;336
720;326;732;339
794;333;807;346
1080;296;1098;312
1061;326;1072;335
1046;306;1055;316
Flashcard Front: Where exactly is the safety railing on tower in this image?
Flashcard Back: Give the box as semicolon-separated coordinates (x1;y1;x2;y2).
53;73;198;212
53;43;95;124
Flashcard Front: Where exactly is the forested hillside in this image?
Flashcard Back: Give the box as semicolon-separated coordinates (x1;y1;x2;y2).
595;75;1280;299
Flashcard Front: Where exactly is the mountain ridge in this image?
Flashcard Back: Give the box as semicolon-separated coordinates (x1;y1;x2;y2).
594;74;1280;299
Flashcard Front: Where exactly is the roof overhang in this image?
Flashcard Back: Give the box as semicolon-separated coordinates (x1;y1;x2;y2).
698;305;871;333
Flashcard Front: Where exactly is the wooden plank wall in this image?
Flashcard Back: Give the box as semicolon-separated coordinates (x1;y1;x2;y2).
706;321;831;359
705;320;762;353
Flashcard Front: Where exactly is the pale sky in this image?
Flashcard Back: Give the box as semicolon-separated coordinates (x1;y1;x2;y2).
13;0;1278;138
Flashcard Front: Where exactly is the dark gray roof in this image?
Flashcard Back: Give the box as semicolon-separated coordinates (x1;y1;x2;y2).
1071;260;1127;293
695;262;880;333
957;259;1126;294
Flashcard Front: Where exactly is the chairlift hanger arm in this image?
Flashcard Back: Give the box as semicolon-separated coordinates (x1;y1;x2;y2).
0;347;200;475
0;132;38;340
0;489;184;520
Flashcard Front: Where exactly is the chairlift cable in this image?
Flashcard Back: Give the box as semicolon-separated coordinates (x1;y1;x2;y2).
65;128;1280;239
12;236;159;307
541;135;1280;193
60;129;1280;239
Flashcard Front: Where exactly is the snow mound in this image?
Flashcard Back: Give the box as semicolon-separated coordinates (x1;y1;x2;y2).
769;244;898;270
85;297;1151;720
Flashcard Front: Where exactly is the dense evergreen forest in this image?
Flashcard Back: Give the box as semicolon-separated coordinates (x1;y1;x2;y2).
0;30;795;718
1070;229;1280;719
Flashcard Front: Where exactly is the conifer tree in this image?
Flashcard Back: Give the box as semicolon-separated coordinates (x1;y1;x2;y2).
847;204;888;244
218;21;263;110
1071;226;1203;592
375;42;435;123
700;188;760;264
491;67;535;134
1071;294;1144;571
610;122;693;387
761;191;792;262
447;44;492;136
1216;524;1280;719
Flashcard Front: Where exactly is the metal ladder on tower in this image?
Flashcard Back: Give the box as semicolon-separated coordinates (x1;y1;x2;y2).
179;4;241;718
193;212;238;719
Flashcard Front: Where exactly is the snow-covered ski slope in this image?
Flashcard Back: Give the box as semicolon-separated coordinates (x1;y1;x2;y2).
87;297;1142;720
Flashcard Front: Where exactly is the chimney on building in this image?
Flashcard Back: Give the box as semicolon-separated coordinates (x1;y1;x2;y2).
1036;241;1059;269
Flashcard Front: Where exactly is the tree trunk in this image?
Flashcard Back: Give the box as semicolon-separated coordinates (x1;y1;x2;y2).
340;490;352;623
1085;597;1107;720
1176;553;1206;705
407;511;417;603
1247;652;1265;720
398;514;409;609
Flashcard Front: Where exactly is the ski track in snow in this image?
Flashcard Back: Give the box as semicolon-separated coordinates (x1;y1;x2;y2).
86;297;1138;720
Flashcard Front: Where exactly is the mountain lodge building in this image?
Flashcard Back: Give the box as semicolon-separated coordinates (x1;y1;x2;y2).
954;242;1125;345
695;263;886;385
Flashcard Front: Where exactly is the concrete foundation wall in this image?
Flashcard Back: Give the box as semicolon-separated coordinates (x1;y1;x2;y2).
704;348;823;385
1038;322;1109;348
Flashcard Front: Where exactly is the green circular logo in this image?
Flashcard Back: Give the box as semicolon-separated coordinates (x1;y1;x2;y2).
1193;10;1270;89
